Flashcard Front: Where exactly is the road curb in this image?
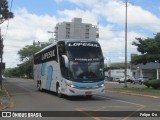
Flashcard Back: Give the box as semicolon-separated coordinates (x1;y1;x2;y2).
0;85;14;110
106;89;160;99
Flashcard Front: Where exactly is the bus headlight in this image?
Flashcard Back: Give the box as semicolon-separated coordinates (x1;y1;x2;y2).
100;84;105;87
70;84;76;88
65;80;76;88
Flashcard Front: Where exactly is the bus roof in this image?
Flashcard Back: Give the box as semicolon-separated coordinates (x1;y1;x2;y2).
34;39;99;55
34;41;57;55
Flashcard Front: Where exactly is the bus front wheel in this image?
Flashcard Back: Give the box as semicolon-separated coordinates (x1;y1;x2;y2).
86;95;92;99
57;84;62;98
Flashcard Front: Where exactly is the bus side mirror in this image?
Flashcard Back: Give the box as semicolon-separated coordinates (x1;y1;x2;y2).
62;55;69;68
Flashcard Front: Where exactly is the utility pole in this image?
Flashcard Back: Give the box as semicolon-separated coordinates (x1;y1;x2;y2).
124;0;128;87
0;28;3;89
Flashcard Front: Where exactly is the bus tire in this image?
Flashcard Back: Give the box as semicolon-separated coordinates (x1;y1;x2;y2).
57;84;62;98
37;80;42;91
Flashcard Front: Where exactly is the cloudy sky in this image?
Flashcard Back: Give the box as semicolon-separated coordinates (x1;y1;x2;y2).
1;0;160;68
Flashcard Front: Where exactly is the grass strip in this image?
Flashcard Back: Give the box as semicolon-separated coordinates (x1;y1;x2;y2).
112;87;160;95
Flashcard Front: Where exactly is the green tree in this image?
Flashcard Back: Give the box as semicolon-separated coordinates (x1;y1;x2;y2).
132;33;160;64
4;45;48;78
0;0;14;24
17;45;42;78
3;67;21;77
18;45;42;62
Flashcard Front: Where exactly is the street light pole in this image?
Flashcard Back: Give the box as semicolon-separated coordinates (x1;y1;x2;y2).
0;28;3;89
124;0;128;87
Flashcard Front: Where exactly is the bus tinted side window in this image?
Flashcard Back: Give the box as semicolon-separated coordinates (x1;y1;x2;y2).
58;42;69;79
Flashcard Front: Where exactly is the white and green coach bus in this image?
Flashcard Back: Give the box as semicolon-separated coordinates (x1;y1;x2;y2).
33;40;105;98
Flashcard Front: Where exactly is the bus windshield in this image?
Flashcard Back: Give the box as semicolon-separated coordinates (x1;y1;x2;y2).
66;42;104;82
66;42;103;61
69;61;104;82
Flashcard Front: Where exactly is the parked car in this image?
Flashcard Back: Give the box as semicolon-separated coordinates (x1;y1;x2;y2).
118;76;134;83
113;77;121;82
132;76;149;84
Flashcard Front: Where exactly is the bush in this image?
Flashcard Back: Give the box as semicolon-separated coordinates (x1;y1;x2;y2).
143;80;151;88
149;80;160;89
143;80;160;89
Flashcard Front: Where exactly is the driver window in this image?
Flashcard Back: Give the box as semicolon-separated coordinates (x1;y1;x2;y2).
58;44;65;55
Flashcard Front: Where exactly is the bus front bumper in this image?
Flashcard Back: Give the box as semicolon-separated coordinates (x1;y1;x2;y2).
64;86;105;96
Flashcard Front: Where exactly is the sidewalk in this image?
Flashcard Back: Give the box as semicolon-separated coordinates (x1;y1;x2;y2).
0;86;13;110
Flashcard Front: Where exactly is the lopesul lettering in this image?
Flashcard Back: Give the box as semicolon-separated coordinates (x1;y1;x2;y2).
68;43;99;47
42;50;55;60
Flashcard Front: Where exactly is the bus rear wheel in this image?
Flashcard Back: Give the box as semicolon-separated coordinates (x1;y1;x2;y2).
37;80;42;91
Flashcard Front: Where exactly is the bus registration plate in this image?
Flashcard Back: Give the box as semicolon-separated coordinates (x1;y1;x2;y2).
85;91;92;95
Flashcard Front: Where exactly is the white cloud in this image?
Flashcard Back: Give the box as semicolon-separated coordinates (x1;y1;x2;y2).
57;8;98;24
57;0;160;32
127;5;160;31
55;0;100;6
1;8;57;68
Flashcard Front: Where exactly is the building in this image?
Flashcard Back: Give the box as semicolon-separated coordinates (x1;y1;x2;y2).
131;54;160;79
54;18;99;41
33;18;99;46
131;62;160;80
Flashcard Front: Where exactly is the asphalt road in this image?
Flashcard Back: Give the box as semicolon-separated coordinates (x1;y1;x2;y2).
1;78;160;120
